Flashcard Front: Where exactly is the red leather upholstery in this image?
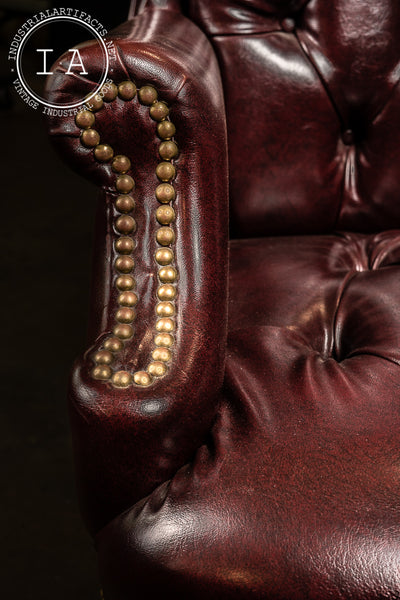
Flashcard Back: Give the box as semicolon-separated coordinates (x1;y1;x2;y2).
189;0;400;237
96;231;400;598
45;1;400;598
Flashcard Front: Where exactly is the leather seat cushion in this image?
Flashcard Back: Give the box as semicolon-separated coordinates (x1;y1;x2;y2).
96;232;400;599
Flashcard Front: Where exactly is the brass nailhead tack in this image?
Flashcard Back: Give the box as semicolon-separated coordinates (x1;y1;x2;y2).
94;144;114;162
157;120;176;139
148;361;167;377
115;174;135;193
118;80;137;101
156;226;175;246
102;82;118;102
158;266;177;283
133;371;152;386
116;275;135;291
156;302;175;317
156;183;176;204
156;161;176;182
150;101;169;122
156;205;175;225
115;237;135;254
116;307;136;323
138;85;158;105
159;141;178;160
93;350;114;365
75;110;95;129
157;284;176;301
112;370;132;388
115;195;135;213
81;129;100;148
77;81;178;387
115;256;134;273
115;215;136;235
154;333;174;348
104;337;124;353
113;323;134;340
112;155;131;174
92;365;112;380
152;347;172;362
156;318;175;333
86;93;103;111
118;291;138;307
155;248;174;265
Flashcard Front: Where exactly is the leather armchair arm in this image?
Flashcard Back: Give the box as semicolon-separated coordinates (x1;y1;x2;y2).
45;7;228;534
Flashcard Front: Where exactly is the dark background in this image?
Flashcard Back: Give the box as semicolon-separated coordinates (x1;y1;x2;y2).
1;1;129;598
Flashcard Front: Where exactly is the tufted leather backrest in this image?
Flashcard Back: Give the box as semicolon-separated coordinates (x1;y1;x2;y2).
183;0;400;237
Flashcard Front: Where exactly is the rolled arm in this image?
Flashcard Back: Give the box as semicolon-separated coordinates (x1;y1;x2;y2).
45;7;228;534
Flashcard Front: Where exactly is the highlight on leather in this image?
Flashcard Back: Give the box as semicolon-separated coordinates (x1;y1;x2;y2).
74;80;178;389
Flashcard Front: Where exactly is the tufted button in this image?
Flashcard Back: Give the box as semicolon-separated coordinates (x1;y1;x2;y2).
342;129;355;146
281;18;296;33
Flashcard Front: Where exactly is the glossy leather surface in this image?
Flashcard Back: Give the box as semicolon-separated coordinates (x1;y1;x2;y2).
44;0;400;597
189;0;400;237
97;232;400;599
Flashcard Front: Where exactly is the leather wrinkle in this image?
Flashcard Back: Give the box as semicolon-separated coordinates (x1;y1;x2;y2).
53;64;98;87
344;349;400;370
369;232;400;270
294;29;352;232
115;42;187;102
295;29;345;129
113;43;130;80
370;73;400;127
334;145;351;230
331;268;358;362
293;29;394;231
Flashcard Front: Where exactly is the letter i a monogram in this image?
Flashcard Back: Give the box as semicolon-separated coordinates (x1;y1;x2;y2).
36;48;53;75
36;48;88;76
66;49;88;75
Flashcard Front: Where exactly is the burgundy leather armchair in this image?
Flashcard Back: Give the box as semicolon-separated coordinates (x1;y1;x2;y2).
45;1;400;598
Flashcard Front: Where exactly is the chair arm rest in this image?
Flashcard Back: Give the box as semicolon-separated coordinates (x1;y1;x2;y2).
44;7;228;534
